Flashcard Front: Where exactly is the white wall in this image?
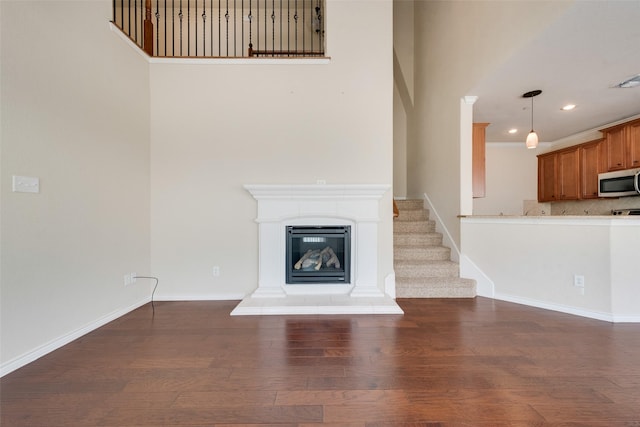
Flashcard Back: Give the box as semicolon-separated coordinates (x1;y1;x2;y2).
461;217;640;322
409;1;571;248
392;0;414;199
393;80;408;198
149;0;394;299
1;0;151;373
0;0;393;374
610;223;640;320
473;143;539;215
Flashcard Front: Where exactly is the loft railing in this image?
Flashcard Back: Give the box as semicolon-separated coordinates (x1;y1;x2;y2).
112;0;325;58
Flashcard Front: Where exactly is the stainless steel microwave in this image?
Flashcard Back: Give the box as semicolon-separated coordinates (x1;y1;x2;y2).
598;167;640;197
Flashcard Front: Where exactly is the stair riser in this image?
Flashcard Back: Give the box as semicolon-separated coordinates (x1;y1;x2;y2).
394;200;424;211
394;264;459;278
394;234;442;246
394;247;451;261
396;277;476;287
394;221;435;233
396;277;476;298
396;287;476;298
395;209;430;222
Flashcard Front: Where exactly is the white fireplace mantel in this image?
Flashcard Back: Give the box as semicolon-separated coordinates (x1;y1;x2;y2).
231;184;403;315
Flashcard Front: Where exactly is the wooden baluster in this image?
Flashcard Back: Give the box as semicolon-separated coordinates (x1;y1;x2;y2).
143;0;154;55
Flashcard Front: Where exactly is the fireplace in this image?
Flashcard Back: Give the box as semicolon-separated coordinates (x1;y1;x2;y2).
286;226;351;284
230;184;403;315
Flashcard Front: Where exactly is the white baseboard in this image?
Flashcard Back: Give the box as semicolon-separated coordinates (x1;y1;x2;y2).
153;293;246;301
611;314;640;323
492;293;640;323
1;297;150;377
460;254;495;297
6;290;633;378
0;293;248;377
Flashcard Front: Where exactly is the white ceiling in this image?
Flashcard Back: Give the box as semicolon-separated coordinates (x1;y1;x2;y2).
471;1;640;143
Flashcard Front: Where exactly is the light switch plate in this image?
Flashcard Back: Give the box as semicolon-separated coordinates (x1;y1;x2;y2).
12;176;40;193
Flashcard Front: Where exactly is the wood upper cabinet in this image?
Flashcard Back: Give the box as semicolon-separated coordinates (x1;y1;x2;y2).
537;118;639;203
629;120;640;169
538;152;558;202
601;118;640;171
538;146;582;202
557;148;580;200
604;124;627;171
579;139;605;199
472;123;489;198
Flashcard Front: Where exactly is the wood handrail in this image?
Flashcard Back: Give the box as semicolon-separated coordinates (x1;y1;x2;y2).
248;47;324;57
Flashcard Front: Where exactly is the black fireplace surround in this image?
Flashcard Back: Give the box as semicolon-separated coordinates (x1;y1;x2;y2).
286;226;351;284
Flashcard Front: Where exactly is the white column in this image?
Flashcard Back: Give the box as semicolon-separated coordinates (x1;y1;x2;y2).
250;221;287;297
349;221;385;297
460;96;477;216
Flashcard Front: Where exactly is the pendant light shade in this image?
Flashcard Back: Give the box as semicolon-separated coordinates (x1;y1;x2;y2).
526;130;538;149
523;90;542;149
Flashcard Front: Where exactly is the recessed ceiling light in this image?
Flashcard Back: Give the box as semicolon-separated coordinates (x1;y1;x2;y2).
508;128;518;134
616;74;640;88
562;104;576;111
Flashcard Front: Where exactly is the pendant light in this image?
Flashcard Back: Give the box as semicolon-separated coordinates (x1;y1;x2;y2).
523;90;542;149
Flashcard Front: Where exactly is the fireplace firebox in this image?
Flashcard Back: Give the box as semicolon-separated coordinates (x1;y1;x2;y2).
286;226;351;284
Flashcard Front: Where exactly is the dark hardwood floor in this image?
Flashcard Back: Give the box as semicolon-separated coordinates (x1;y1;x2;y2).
2;298;640;426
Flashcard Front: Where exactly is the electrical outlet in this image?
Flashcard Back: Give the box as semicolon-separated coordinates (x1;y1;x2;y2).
574;274;585;288
124;273;137;286
212;266;220;277
12;175;40;193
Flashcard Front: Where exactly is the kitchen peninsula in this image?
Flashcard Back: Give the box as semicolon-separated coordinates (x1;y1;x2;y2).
460;213;639;323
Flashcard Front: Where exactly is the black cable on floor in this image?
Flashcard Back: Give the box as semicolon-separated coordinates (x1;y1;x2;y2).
133;276;159;316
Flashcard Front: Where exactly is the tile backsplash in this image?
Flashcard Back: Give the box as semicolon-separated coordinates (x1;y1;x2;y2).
523;200;551;216
530;196;640;216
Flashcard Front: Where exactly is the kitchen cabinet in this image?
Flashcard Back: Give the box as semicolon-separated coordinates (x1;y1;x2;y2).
629;120;640;169
538;146;581;202
472;123;489;198
538;118;640;202
603;124;627;171
558;148;580;200
601;118;640;171
579;139;604;199
538;152;557;202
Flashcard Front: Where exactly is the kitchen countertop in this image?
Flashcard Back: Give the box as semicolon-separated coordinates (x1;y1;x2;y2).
461;215;640;224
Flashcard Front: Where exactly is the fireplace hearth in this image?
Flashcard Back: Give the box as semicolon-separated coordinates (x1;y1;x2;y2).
286;226;350;284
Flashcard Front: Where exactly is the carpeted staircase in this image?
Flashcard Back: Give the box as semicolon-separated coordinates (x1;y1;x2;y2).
394;199;476;298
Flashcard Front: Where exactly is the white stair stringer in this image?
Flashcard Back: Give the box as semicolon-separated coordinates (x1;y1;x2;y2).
394;200;476;298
